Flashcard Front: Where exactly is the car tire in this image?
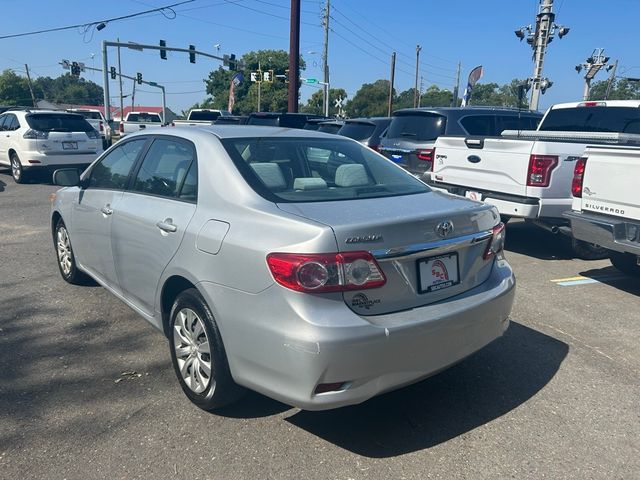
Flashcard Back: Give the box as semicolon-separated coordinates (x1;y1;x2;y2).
169;288;245;411
54;219;92;285
571;239;609;260
610;252;640;277
10;152;26;184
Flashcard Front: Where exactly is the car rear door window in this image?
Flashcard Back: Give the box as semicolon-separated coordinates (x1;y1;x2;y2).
88;139;146;190
339;122;376;140
459;115;496;136
131;138;196;199
495;115;541;132
386;113;446;141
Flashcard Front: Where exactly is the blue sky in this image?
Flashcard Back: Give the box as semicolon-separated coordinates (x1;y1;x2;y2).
0;0;638;114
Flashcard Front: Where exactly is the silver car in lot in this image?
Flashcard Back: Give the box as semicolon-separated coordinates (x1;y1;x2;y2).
50;126;515;411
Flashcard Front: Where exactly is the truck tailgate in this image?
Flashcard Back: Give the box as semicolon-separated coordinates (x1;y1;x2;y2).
433;136;534;197
580;146;640;221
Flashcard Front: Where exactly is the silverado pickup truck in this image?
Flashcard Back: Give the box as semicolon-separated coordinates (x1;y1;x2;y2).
429;100;640;258
66;108;112;149
173;108;231;126
564;145;640;277
119;111;164;138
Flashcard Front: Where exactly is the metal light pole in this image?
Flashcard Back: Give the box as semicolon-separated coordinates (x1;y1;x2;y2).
388;52;396;116
575;48;612;101
288;0;301;112
322;0;330;117
414;44;421;107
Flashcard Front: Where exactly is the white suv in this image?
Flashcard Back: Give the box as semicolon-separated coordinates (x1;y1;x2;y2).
0;109;103;183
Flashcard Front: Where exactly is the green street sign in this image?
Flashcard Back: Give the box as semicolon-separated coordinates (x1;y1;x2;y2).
304;78;318;84
148;81;158;86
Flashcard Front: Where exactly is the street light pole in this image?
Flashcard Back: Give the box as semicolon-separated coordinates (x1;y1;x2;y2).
414;44;421;107
388;52;396;116
288;0;301;113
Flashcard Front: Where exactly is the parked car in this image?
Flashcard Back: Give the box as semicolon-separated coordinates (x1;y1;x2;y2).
214;115;248;125
173;108;231;126
66;108;112;149
429;100;640;259
564;144;640;276
119;111;164;138
50;126;514;411
0;109;102;183
303;118;343;133
379;107;542;179
338;117;392;151
247;112;326;129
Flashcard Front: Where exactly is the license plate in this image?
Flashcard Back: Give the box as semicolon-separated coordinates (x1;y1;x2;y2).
62;141;78;150
465;190;482;201
417;253;460;294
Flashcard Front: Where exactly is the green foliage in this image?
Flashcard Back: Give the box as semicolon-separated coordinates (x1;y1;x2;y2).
204;49;305;114
300;87;347;116
588;78;640;100
395;86;455;110
0;70;104;106
466;79;528;108
346;79;393;117
0;70;32;105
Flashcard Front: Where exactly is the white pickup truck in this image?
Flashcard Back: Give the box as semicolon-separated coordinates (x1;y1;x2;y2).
429;100;640;258
66;108;112;149
564;145;640;276
119;111;164;138
173;108;231;126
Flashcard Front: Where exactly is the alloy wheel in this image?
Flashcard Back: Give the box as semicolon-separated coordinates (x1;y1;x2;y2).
11;156;21;181
173;308;212;394
56;226;73;276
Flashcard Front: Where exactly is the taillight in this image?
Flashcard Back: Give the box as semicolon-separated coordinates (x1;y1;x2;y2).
527;154;558;187
86;129;100;139
417;148;435;171
99;121;104;132
571;157;587;198
119;122;124;133
578;101;606;107
23;129;48;140
266;252;386;293
483;223;506;260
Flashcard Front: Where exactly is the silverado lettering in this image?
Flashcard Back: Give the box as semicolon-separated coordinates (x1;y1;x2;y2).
584;203;625;215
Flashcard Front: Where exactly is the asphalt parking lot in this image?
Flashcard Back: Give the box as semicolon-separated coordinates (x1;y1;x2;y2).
1;172;638;480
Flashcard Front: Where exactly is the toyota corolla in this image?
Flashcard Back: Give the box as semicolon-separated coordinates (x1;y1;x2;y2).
50;126;515;411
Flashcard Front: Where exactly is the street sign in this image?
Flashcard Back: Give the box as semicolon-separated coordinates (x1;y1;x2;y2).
250;71;263;83
263;70;273;83
304;78;318;84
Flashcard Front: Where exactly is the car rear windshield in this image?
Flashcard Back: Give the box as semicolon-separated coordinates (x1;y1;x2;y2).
317;123;342;134
338;122;376;140
189;110;221;121
539;106;640;133
127;113;161;123
72;111;102;120
248;116;279;126
221;137;430;203
386;113;446;141
26;114;93;132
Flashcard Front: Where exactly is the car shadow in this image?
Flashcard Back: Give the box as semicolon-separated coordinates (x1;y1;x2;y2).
282;321;567;458
505;220;575;260
0;177;6;192
579;265;640;296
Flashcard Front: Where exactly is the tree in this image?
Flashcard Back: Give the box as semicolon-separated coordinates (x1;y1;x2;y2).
204;49;306;114
465;79;528;108
420;85;455;107
346;79;392;117
0;70;32;105
33;73;103;105
588;78;640;100
300;87;347;116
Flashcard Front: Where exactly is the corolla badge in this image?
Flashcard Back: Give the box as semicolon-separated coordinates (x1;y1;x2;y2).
435;220;454;238
345;234;383;244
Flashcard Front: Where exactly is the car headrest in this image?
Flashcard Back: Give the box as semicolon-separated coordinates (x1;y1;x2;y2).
335;164;369;187
250;163;286;190
293;177;328;191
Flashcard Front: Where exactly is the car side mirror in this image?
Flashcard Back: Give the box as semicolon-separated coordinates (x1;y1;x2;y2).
53;168;81;187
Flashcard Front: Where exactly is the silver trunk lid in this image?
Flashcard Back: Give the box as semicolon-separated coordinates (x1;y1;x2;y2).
278;191;500;315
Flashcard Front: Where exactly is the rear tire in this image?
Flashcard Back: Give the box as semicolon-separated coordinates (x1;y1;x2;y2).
571;239;609;260
610;252;640;277
10;152;26;184
169;288;245;411
54;219;92;285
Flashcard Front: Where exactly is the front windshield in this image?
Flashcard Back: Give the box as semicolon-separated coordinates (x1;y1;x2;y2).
221;137;430;203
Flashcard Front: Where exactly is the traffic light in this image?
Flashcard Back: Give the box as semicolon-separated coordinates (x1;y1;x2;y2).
189;45;196;64
110;67;117;80
71;61;80;76
229;53;236;71
136;72;143;85
160;40;167;60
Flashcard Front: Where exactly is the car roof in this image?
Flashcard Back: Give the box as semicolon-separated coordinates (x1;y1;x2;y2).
345;117;391;124
132;125;344;141
394;106;541;116
549;100;640;109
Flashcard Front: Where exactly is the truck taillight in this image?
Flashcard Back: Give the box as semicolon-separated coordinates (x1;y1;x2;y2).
527;154;558;187
119;122;124;133
266;252;386;293
99;121;104;132
417;148;435;171
571;157;587;198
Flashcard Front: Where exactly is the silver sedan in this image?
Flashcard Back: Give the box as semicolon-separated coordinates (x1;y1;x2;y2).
50;126;515;411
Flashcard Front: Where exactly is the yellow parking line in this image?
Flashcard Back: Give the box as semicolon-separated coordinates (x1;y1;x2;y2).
551;276;587;283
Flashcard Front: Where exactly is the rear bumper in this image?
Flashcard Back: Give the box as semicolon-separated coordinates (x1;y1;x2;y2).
564;210;640;256
20;151;100;168
200;258;515;410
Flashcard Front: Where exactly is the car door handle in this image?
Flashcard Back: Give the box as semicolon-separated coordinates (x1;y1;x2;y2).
100;204;113;215
156;219;177;233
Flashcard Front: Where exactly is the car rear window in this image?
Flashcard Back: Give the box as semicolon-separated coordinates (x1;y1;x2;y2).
127;113;162;123
539;106;640;133
248;116;279;126
72;111;102;120
189;110;221;121
317;123;342;134
339;122;376;140
386;113;446;141
221;137;429;203
26;113;93;132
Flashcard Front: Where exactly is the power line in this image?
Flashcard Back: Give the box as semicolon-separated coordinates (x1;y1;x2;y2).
0;0;194;40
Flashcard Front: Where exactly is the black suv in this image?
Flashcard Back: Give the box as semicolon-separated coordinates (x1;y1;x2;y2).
338;117;391;151
247;112;326;129
379;107;542;179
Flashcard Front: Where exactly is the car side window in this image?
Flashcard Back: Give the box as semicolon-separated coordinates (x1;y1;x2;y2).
0;115;7;131
178;161;198;202
459;115;496;136
88;139;146;190
9;115;20;130
131;138;196;199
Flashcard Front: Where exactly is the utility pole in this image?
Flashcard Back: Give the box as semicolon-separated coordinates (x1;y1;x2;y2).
452;61;461;107
604;59;618;100
257;61;262;112
322;0;330;117
418;76;424;107
576;48;613;100
288;0;301;112
388;52;396;116
131;78;136;111
117;37;124;123
515;0;570;110
414;45;421;107
24;64;37;107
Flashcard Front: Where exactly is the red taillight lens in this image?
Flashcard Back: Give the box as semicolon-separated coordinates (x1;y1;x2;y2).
266;252;386;293
99;121;104;132
119;122;124;133
417;148;435;172
527;154;558;187
483;222;506;260
571;157;587;198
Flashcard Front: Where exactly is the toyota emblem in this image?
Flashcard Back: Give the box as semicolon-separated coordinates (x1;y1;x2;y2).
436;220;454;238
